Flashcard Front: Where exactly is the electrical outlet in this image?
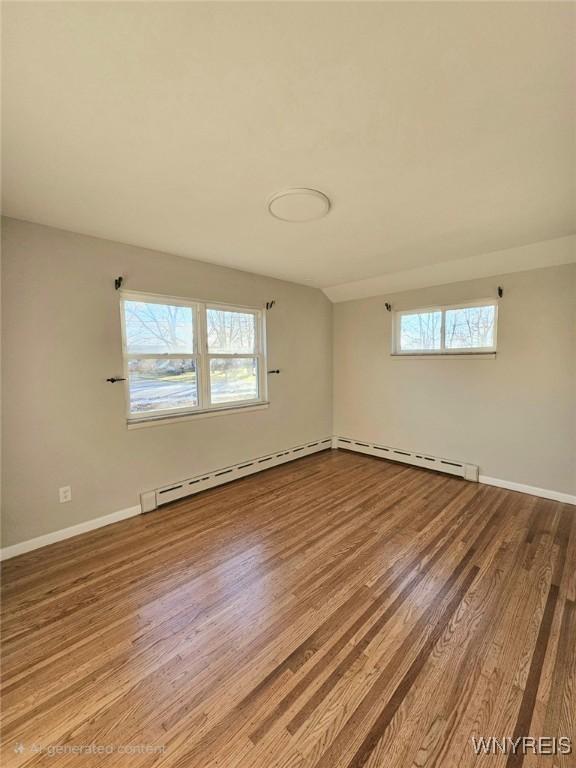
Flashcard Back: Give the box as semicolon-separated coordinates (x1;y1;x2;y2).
59;486;72;503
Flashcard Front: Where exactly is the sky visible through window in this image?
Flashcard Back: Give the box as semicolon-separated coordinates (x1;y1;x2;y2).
125;301;194;354
399;304;495;352
400;311;442;351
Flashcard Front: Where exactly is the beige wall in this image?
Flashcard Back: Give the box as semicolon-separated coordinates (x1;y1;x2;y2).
1;218;333;546
333;263;576;495
2;218;574;548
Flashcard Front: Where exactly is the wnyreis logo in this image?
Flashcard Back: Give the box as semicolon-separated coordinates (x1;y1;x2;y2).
471;737;572;756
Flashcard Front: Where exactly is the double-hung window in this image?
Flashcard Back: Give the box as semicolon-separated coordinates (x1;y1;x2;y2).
120;291;267;422
393;300;498;355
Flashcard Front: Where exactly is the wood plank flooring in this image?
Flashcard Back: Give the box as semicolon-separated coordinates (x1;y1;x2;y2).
1;449;575;768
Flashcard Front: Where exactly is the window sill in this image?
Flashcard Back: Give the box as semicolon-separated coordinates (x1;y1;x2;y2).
390;352;496;359
127;401;270;429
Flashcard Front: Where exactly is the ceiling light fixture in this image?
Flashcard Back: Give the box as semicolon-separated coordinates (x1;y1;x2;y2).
267;188;331;222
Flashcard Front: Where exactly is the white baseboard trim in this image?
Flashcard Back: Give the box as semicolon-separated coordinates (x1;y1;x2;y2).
333;436;478;481
0;436;333;561
332;435;575;506
152;437;333;507
4;448;572;562
0;505;142;562
479;476;576;506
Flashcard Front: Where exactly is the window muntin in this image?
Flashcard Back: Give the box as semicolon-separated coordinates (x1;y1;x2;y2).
394;301;497;355
120;292;266;421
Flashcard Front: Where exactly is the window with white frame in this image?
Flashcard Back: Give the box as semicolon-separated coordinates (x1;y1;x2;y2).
120;292;267;421
393;300;498;355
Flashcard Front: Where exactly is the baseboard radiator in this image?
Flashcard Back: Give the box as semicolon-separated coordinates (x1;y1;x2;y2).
141;437;333;512
333;436;479;482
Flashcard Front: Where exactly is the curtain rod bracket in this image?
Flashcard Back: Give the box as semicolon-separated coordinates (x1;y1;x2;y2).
115;276;124;290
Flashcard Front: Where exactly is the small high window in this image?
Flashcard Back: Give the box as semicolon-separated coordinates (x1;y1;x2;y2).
393;301;497;355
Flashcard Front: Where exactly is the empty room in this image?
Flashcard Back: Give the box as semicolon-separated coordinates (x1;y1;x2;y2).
1;2;575;767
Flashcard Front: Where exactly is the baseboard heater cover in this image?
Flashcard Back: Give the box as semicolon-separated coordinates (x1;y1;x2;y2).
143;437;333;511
333;436;479;481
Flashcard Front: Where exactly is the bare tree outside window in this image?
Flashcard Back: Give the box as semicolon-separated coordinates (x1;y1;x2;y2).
124;300;197;413
445;306;495;349
207;309;258;403
207;309;255;354
125;302;194;354
400;311;442;351
396;302;497;354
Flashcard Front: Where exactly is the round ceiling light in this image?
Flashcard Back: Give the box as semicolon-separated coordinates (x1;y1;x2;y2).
268;188;331;222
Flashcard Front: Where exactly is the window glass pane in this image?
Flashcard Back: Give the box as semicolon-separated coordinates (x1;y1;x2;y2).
128;359;198;414
124;301;194;354
445;305;495;349
209;358;258;404
399;311;442;351
207;309;256;354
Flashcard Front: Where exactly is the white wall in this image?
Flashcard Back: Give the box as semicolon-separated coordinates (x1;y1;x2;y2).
1;218;333;546
333;263;576;495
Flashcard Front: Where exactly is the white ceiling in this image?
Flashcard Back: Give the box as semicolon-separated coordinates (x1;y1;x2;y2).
3;2;575;291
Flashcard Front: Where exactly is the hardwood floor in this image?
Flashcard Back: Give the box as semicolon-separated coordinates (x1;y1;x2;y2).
1;450;575;768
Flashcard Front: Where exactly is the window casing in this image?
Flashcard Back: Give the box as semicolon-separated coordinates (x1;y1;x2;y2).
392;300;498;355
120;291;267;422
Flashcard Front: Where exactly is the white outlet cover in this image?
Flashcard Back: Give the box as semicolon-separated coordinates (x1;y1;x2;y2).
59;486;72;503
